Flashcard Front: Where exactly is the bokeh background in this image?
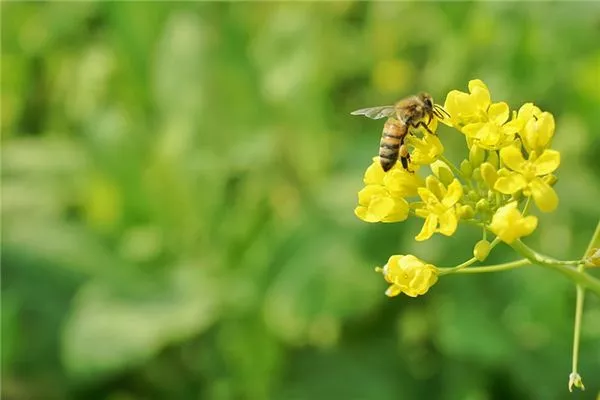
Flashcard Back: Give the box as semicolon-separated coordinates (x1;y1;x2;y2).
2;2;600;399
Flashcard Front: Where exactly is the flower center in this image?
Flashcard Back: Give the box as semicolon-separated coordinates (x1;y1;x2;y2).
521;162;537;181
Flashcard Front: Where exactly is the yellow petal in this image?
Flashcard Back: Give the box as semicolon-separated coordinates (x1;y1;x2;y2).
480;162;498;187
500;146;526;172
415;214;438;241
364;160;386;185
441;179;463;208
518;103;541;121
425;175;445;200
462;122;485;138
494;172;528;194
354;206;372;222
368;196;396;219
468;79;489;94
533;149;560;176
468;79;491;108
385;284;402;297
488;102;509;125
530;178;559;212
382;198;410;222
536;112;555;146
438;209;458;236
417;187;441;209
520;215;539;237
357;185;387;206
444;90;477;121
384;169;423;197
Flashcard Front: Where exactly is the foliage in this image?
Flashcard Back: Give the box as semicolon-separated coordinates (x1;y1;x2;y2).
2;2;600;399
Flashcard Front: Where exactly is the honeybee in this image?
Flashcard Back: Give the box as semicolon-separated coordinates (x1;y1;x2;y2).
351;92;449;172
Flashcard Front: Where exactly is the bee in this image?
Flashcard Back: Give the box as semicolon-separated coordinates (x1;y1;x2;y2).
351;92;449;172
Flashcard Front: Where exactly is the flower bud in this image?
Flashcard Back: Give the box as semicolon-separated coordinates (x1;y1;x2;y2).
472;167;482;182
486;150;499;169
469;145;486;167
476;198;490;213
430;160;454;186
480;162;498;187
473;239;491;261
457;204;475;219
460;160;473;178
467;190;479;202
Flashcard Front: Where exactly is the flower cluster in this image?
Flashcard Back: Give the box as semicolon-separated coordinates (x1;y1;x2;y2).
353;79;561;297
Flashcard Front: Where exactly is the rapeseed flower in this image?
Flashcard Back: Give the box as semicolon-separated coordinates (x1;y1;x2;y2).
494;146;560;212
488;201;538;243
414;177;463;241
405;133;444;165
443;79;517;150
355;185;409;223
376;254;439;297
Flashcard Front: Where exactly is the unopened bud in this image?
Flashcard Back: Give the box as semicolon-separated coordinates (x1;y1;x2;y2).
457;204;475;219
469;145;485;167
486;150;499;169
472;167;482;182
431;160;454;186
473;239;491;261
467;190;479;202
476;198;489;213
480;162;498;187
460;160;473;178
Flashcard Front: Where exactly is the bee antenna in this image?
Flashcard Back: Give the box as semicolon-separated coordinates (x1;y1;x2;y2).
434;104;451;119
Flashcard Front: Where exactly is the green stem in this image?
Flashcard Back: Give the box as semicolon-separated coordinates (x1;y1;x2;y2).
569;219;600;391
438;237;501;275
452;259;530;274
510;239;600;296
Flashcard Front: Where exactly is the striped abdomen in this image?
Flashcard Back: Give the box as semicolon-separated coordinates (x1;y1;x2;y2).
379;118;407;171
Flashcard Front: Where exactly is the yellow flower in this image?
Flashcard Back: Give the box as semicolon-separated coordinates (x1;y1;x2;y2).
489;201;538;244
443;79;492;127
443;79;516;150
462;116;516;150
355;185;409;223
376;254;438;297
505;103;555;154
414;177;463;241
405;133;444;165
494;146;560;212
364;157;423;197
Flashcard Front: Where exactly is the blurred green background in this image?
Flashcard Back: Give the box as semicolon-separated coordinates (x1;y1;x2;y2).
2;2;600;399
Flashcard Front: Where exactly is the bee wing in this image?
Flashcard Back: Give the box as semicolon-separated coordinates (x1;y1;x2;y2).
350;105;396;120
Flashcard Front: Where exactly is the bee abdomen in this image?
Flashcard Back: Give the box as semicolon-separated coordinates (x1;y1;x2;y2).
379;155;397;172
379;119;405;171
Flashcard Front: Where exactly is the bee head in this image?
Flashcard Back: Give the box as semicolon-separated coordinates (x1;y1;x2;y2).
418;92;434;111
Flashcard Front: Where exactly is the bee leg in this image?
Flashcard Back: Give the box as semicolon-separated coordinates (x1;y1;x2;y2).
411;120;435;135
399;144;414;173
